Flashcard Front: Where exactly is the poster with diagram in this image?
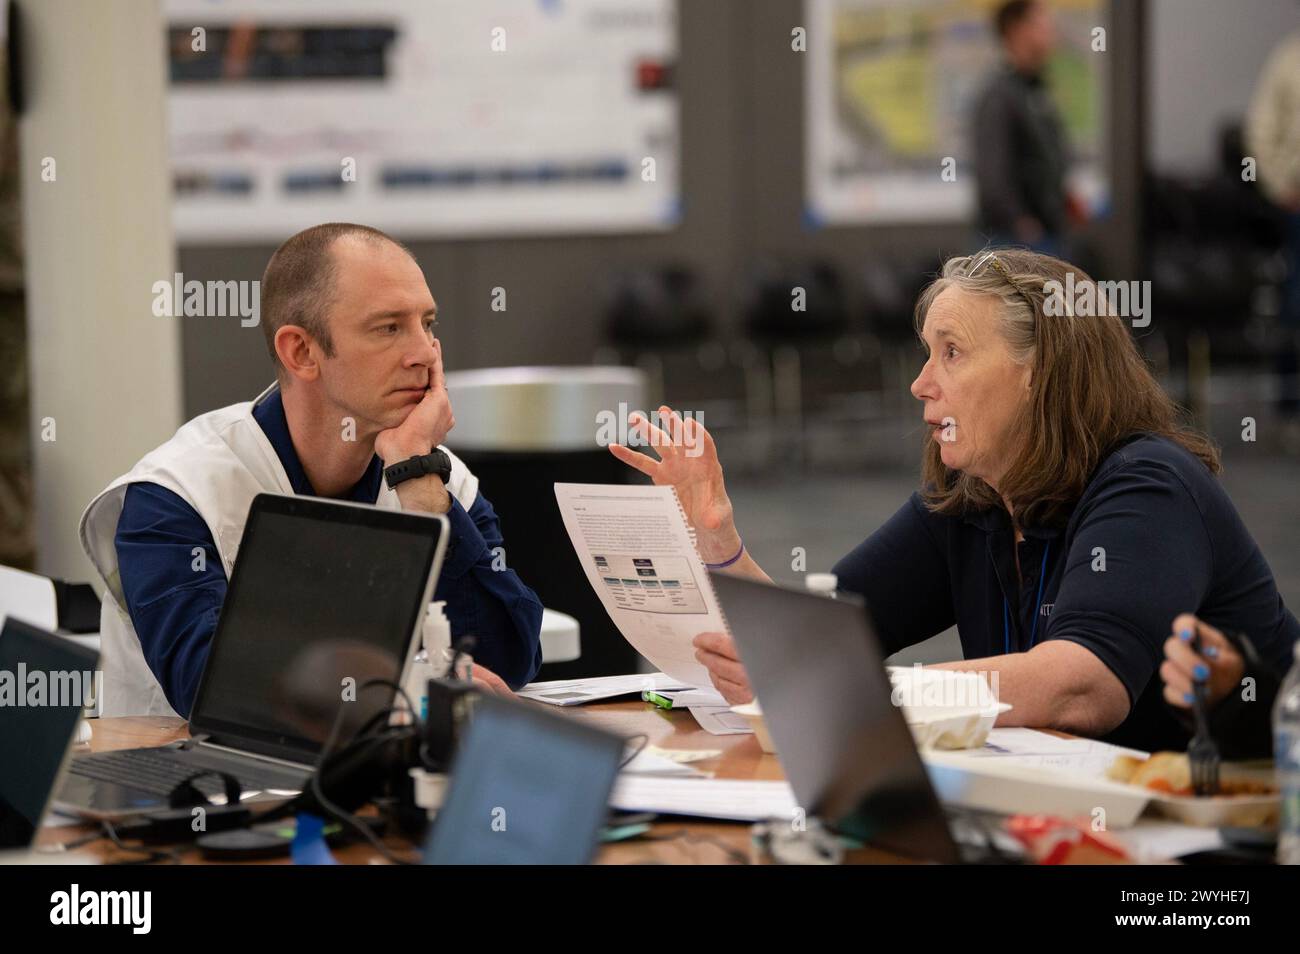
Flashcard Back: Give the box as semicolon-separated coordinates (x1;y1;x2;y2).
165;0;680;242
805;0;1109;225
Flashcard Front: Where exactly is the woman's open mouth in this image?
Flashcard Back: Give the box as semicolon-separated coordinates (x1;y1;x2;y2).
926;419;954;440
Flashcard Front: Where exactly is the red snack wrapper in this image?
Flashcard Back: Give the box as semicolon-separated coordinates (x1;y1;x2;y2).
1006;814;1131;865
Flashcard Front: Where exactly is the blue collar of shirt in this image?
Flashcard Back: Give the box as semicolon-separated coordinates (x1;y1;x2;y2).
252;386;384;503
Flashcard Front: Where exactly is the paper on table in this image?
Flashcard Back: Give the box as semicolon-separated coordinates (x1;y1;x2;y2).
621;748;705;778
662;687;727;708
554;483;727;687
689;706;754;736
646;744;723;764
517;671;689;706
968;728;1148;778
1112;820;1225;863
610;776;799;822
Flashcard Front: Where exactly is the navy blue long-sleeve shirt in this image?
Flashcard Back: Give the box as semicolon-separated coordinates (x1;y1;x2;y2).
113;389;543;717
831;434;1299;755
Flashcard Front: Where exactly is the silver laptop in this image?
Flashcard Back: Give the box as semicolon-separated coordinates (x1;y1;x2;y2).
710;573;972;863
55;493;447;819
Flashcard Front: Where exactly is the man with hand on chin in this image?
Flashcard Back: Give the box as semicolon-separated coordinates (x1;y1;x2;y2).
80;223;542;718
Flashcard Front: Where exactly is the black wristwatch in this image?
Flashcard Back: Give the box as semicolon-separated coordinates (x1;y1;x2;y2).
383;448;452;488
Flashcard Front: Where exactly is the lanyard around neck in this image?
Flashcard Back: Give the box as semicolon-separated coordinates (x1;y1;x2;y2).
1003;542;1051;655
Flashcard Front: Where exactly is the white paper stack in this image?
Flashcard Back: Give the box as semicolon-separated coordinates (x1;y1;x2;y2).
610;776;799;822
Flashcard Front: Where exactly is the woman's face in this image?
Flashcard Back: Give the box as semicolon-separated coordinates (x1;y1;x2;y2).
910;287;1032;490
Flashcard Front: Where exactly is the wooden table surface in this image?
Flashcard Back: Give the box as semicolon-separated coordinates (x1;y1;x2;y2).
35;700;910;865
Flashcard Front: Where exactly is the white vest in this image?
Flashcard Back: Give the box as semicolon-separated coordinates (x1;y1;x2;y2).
78;383;478;718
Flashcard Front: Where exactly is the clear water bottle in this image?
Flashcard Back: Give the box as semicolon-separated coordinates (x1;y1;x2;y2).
1276;641;1300;864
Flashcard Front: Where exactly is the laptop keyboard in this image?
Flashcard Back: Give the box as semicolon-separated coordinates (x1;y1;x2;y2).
68;747;306;798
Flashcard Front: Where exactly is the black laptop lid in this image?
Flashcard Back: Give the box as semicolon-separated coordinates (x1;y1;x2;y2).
424;696;625;865
710;573;960;863
188;494;445;761
0;617;99;848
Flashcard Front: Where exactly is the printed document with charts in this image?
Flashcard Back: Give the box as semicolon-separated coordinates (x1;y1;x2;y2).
554;482;726;689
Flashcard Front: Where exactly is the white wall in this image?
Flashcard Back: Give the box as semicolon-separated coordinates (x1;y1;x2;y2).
18;0;182;582
1148;0;1300;177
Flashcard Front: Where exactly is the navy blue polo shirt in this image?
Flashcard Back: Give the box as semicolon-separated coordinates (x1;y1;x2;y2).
113;388;544;717
832;433;1300;753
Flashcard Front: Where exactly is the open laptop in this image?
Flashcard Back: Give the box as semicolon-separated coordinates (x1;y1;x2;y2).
55;493;447;819
424;695;625;864
0;617;100;849
712;573;1005;864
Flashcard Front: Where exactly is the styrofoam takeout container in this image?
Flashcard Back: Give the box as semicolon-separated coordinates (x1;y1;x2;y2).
1128;763;1279;828
887;666;1011;750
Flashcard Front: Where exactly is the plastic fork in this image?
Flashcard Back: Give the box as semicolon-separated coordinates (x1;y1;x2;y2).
1188;629;1221;797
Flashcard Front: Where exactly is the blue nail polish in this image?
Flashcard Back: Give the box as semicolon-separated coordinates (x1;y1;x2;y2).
1179;628;1192;642
1183;692;1194;704
1193;664;1209;681
1204;645;1219;659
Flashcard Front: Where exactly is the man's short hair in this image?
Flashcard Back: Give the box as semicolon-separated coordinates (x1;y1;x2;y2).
994;0;1039;38
260;222;414;368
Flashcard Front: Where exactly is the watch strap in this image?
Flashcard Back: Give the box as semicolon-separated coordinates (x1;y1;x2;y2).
383;448;452;488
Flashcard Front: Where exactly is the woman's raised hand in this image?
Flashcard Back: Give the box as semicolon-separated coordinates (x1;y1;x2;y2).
607;404;742;564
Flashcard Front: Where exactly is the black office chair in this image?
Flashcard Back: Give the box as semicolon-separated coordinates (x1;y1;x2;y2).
598;265;751;457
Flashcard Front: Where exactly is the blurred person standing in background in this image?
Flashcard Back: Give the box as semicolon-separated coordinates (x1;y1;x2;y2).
972;0;1082;256
1246;28;1300;454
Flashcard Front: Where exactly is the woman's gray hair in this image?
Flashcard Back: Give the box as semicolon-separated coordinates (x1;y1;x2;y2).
913;246;1220;528
913;249;1042;365
913;247;1122;370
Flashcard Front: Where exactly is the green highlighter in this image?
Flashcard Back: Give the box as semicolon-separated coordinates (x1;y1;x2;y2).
640;689;675;710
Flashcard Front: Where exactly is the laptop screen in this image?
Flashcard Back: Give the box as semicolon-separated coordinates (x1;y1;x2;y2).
424;696;624;865
188;494;444;760
0;617;99;848
710;573;960;863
